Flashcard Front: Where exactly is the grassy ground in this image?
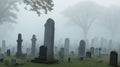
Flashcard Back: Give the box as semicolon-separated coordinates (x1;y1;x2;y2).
0;56;117;67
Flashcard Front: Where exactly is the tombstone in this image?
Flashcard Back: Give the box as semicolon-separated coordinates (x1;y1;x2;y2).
95;48;99;57
70;51;74;56
31;35;37;57
86;51;91;58
54;46;58;55
0;54;4;62
39;46;47;60
109;51;118;67
78;40;86;60
44;18;55;61
11;58;16;66
2;40;6;54
108;40;112;52
64;38;70;56
59;47;64;61
98;48;101;57
32;18;58;64
26;48;31;56
16;33;23;57
90;47;94;55
7;49;10;56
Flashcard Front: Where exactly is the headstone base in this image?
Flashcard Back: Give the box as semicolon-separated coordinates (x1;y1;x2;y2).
31;58;59;64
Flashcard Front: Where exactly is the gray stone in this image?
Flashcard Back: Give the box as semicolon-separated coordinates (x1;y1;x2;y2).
90;47;94;55
39;45;47;60
78;40;86;60
31;35;37;57
64;38;70;56
109;51;118;67
59;47;64;61
44;18;55;61
7;49;10;56
16;33;23;57
86;51;91;58
2;40;6;54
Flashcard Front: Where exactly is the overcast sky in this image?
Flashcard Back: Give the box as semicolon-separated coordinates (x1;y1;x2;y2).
0;0;120;49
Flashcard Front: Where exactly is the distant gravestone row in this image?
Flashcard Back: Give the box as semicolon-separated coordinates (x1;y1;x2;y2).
0;18;119;66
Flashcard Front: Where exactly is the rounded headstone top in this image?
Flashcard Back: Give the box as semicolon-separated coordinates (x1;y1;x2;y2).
80;40;86;45
111;51;117;54
45;18;55;26
65;38;70;41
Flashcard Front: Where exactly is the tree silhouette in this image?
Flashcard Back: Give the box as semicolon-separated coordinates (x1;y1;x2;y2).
63;1;102;40
0;0;18;24
23;0;54;16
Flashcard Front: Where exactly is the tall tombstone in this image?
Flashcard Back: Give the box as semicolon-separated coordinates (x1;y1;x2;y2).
26;48;31;56
59;47;64;61
44;18;55;61
79;40;86;60
16;33;23;57
108;40;112;52
98;48;101;57
109;51;118;67
54;46;58;55
90;47;94;55
31;35;37;57
7;49;10;56
64;38;70;56
95;48;99;57
2;40;6;54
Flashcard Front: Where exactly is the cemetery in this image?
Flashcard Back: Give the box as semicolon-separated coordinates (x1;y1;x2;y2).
0;0;120;67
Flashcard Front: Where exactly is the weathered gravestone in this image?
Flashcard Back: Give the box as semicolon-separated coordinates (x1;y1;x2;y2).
2;40;6;54
0;54;4;62
86;51;91;58
16;33;23;57
90;47;94;55
44;18;55;62
98;48;101;57
26;48;31;56
32;18;58;64
109;51;118;67
64;38;70;56
79;40;86;60
95;48;99;57
31;35;37;57
31;45;47;63
59;47;64;62
39;46;47;60
7;49;10;56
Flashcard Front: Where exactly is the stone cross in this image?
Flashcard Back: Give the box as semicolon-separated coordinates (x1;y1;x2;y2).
31;35;37;57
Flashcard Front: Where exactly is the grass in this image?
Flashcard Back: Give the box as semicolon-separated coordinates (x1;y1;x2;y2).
0;56;117;67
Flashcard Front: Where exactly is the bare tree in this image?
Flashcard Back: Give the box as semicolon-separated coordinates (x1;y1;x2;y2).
63;1;102;40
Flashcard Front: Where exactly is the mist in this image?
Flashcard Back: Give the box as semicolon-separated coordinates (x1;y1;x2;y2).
1;0;120;53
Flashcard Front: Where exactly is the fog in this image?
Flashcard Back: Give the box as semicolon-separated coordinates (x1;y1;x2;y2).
0;0;120;52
